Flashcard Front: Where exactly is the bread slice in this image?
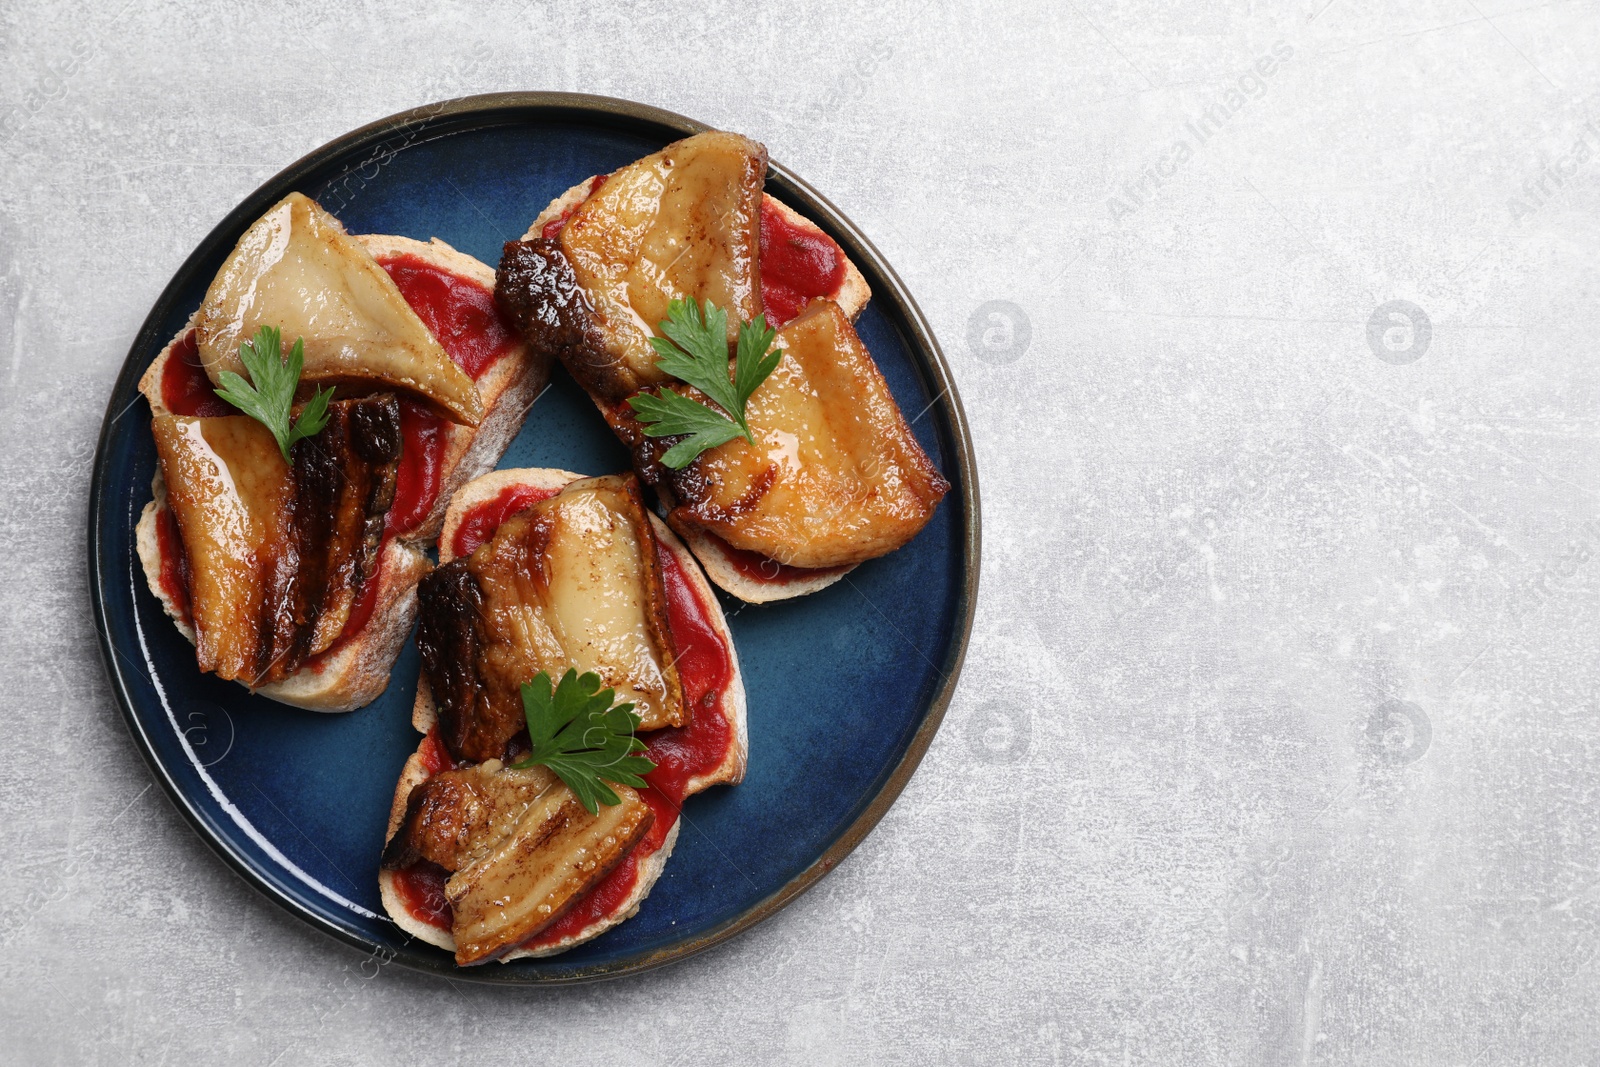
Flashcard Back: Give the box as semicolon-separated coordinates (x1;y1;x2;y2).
659;496;853;604
521;178;871;604
379;467;748;959
135;235;551;711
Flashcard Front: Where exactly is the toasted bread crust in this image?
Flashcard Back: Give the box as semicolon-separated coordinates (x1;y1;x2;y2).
136;235;549;710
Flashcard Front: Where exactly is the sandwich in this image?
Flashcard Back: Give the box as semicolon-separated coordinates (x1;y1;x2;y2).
493;131;949;604
378;468;747;963
135;192;551;710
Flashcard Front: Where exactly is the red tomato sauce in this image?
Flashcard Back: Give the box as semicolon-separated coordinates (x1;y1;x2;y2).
383;403;447;540
758;200;846;328
159;329;234;418
375;252;517;538
379;253;519;381
390;516;736;950
449;482;561;559
154;503;192;625
418;728;460;776
391;863;453;929
715;534;850;586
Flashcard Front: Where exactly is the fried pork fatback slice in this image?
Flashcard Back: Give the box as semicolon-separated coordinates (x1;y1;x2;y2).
380;760;561;871
381;758;653;966
150;395;402;685
496;131;765;403
415;473;685;764
197;192;483;426
620;299;949;569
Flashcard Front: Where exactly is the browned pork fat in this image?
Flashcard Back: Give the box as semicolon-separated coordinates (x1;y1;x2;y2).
381;760;561;871
415;474;685;765
381;759;654;965
495;130;765;403
152;394;402;685
614;300;950;569
198;192;482;425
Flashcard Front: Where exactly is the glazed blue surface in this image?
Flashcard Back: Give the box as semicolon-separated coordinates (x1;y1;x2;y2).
92;113;968;980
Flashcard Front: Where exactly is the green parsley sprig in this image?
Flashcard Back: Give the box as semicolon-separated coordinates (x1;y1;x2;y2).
625;298;784;469
512;669;657;815
213;325;335;464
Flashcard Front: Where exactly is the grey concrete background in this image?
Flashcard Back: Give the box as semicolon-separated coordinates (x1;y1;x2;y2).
2;0;1598;1062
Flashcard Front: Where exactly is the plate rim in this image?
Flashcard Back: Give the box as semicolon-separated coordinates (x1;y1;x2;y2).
87;91;981;984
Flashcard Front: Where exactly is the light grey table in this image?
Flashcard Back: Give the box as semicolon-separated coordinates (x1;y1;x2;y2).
4;1;1597;1063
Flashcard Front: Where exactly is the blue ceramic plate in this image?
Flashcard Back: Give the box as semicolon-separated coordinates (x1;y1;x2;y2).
88;93;978;983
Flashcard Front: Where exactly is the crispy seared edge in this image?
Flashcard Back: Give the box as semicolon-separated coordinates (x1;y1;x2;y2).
381;466;748;959
657;484;855;604
134;236;550;711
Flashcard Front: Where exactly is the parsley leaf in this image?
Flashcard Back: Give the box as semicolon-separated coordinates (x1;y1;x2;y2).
625;390;747;468
511;669;657;815
625;298;784;469
213;325;335;464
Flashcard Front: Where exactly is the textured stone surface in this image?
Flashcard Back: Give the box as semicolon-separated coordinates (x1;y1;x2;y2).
4;0;1600;1062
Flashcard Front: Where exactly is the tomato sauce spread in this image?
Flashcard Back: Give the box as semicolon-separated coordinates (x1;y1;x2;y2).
376;252;518;538
391;505;736;949
449;483;561;559
758;200;846;328
714;535;849;586
154;503;192;625
381;253;519;381
158;329;235;418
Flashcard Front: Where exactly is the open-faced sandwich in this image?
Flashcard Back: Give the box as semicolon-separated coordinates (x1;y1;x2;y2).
378;468;746;963
136;192;550;710
493;130;949;603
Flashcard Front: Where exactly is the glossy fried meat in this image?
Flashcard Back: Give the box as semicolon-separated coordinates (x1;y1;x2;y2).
494;238;614;393
618;300;949;569
281;396;401;664
495;131;765;403
415;561;520;764
198;192;482;425
381;760;558;871
414;474;684;765
152;394;402;685
382;758;653;965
